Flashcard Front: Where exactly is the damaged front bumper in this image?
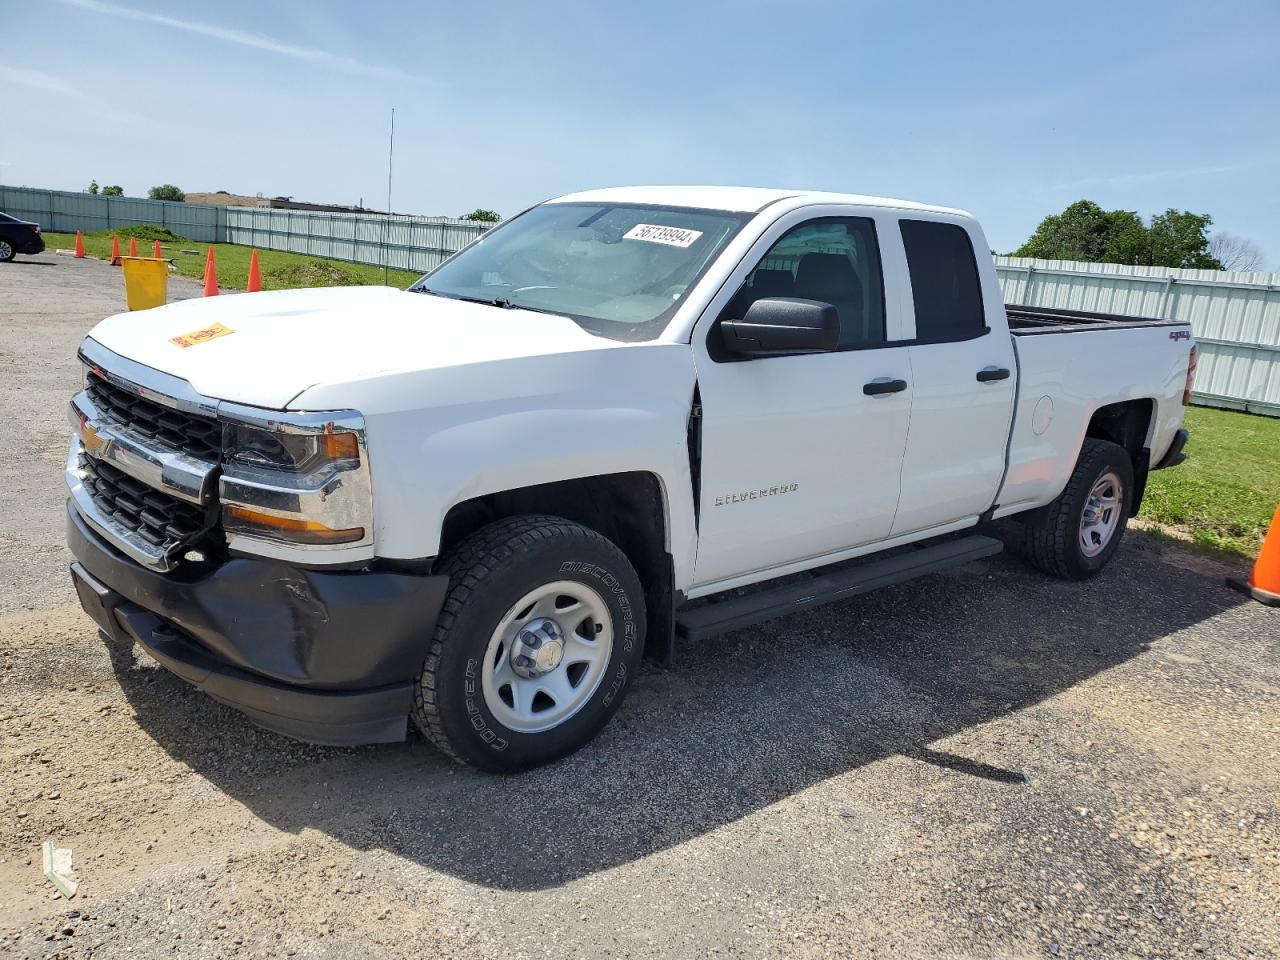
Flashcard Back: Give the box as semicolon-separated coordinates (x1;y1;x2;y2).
67;501;448;746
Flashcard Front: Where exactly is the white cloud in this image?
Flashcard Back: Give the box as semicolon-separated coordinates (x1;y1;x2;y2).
0;65;76;95
1048;160;1272;194
57;0;409;79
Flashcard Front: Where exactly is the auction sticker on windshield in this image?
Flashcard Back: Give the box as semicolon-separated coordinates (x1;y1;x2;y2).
624;224;704;248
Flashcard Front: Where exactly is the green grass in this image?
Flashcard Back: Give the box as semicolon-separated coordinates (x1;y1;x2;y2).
42;231;422;291
1141;405;1280;556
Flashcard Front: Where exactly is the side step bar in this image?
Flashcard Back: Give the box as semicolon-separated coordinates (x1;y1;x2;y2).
675;535;1003;641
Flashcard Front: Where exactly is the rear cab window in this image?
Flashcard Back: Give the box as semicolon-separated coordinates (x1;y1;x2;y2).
899;219;986;343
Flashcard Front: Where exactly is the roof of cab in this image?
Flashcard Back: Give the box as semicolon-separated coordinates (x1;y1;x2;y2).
547;185;970;218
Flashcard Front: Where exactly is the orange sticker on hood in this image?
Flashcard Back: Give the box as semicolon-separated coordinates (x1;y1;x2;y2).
170;322;233;348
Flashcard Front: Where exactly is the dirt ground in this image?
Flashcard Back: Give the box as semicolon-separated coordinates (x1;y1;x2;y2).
1;254;1277;959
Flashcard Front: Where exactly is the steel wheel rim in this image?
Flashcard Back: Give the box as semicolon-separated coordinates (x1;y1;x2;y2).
0;241;11;259
1079;470;1123;557
480;580;613;734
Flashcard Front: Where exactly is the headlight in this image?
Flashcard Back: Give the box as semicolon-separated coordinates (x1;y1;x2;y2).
218;411;374;554
223;423;360;474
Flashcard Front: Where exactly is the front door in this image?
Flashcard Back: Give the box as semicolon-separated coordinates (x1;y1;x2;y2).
691;212;914;589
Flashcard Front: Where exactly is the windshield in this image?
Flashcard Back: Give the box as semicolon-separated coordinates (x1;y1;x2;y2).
412;202;751;341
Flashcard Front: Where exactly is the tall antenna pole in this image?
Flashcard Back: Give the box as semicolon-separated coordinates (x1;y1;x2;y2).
381;107;395;285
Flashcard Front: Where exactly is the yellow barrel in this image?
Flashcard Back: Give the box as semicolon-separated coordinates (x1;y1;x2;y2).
121;256;169;310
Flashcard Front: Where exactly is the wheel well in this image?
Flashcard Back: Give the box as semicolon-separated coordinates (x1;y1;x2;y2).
1085;399;1154;511
439;473;675;663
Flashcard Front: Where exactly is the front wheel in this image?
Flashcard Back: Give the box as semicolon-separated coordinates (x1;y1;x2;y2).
412;515;646;772
1008;438;1134;580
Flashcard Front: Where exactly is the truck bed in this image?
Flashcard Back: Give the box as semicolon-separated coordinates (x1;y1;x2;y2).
1006;304;1188;335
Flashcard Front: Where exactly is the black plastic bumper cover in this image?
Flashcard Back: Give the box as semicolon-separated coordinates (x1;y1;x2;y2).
1153;428;1189;470
67;501;448;746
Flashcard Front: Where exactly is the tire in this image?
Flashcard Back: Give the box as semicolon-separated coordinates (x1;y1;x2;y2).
0;239;14;262
412;515;646;772
1008;438;1134;580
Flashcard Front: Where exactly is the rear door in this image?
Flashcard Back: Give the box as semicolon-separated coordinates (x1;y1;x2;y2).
889;218;1016;537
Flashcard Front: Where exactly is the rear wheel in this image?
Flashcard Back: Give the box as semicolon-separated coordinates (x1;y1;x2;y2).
412;515;646;772
0;239;14;262
1008;439;1134;580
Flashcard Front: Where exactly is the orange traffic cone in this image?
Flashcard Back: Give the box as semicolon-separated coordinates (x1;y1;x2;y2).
128;236;138;258
246;249;262;292
153;239;162;259
110;235;121;266
1228;504;1280;606
74;231;86;258
202;246;219;297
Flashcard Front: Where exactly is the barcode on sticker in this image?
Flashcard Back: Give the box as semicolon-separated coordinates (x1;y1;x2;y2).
623;224;703;248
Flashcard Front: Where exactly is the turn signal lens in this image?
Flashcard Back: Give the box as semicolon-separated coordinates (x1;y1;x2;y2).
321;431;360;461
223;505;365;545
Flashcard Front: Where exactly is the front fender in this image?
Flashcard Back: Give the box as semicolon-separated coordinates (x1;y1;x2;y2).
295;345;700;588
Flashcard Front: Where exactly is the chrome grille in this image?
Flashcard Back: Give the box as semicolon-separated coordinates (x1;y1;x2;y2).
86;373;222;461
78;454;216;555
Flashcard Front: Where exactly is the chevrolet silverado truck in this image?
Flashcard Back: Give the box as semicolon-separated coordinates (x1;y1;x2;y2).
66;186;1195;771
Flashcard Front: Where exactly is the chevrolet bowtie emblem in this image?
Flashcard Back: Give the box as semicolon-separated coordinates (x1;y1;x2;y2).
81;421;113;459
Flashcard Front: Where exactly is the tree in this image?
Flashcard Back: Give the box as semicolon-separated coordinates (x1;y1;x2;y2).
1144;209;1221;269
148;184;186;202
86;180;99;195
461;208;500;223
1013;201;1145;263
101;184;124;197
1013;200;1223;269
1208;232;1266;272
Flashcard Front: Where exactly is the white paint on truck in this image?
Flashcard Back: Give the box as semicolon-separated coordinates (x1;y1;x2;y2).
67;185;1195;766
81;186;1193;595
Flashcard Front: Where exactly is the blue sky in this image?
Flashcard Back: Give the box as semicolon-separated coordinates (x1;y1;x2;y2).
3;0;1278;265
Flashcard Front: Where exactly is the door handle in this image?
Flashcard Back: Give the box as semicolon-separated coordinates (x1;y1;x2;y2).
863;377;908;396
976;366;1011;382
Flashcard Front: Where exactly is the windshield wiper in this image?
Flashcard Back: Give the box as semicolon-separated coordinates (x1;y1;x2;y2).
415;288;515;310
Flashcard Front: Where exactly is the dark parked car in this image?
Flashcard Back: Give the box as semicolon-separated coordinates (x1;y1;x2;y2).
0;212;46;261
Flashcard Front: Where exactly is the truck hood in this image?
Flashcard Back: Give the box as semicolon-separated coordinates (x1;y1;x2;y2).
85;286;619;409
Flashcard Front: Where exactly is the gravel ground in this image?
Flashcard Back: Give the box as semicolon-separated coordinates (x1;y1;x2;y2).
1;255;1277;959
0;254;205;615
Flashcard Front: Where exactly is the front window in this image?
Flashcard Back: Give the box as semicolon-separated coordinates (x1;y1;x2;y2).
733;217;886;349
412;202;750;341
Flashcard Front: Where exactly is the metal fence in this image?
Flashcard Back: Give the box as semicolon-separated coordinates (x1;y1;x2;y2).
5;184;1276;414
1;185;225;242
0;184;488;270
995;256;1280;417
223;207;489;274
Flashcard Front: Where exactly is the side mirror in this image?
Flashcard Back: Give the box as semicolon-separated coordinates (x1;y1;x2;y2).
720;297;840;357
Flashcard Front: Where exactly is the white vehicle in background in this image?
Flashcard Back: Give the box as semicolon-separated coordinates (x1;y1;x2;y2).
66;186;1195;771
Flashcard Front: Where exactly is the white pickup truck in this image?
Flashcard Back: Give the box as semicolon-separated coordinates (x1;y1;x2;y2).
66;186;1195;771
